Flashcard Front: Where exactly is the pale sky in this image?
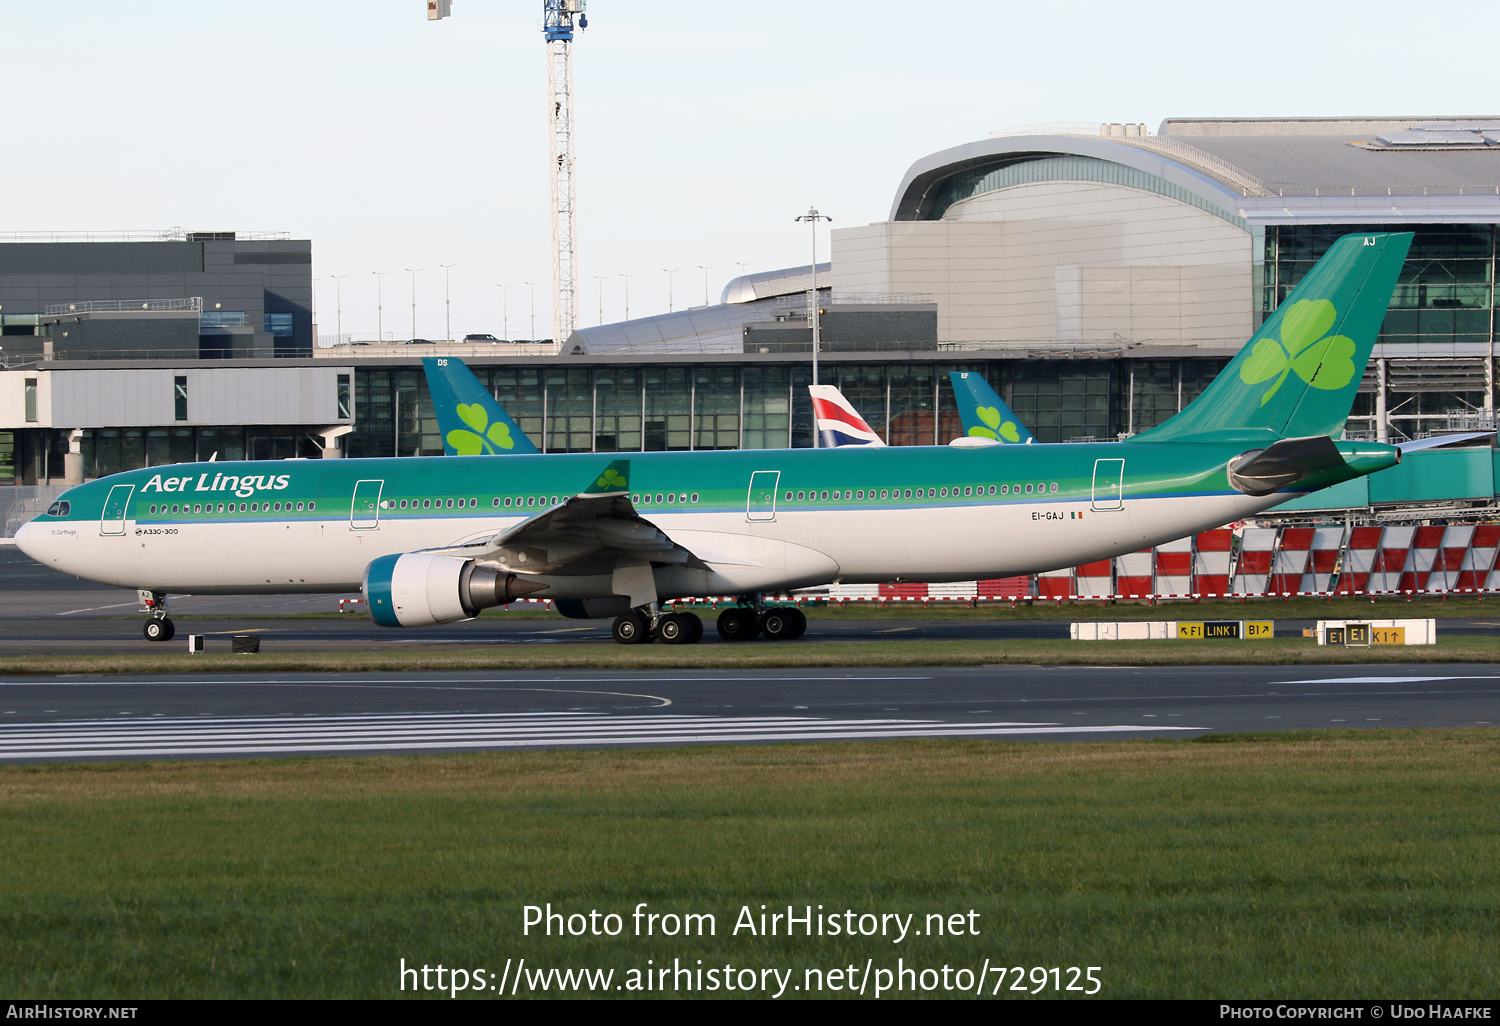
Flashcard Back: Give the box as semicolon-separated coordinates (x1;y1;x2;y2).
5;0;1497;339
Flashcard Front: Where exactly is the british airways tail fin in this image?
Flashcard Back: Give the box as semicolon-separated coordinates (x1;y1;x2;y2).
422;357;540;455
808;385;886;447
948;372;1034;444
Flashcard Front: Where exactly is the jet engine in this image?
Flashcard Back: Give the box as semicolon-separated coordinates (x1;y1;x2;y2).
364;552;546;628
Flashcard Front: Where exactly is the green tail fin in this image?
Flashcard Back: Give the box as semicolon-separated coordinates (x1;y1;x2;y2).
949;372;1034;443
1133;232;1413;444
422;357;540;456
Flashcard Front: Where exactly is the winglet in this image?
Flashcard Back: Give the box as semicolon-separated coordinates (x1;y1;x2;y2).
423;356;540;456
948;372;1034;443
583;459;631;496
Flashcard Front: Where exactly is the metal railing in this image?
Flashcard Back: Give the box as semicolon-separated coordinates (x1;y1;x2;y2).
0;228;290;243
312;341;563;358
44;297;203;315
1446;410;1500;432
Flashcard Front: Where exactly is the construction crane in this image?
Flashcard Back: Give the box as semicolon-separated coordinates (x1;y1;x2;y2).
543;1;586;343
428;1;587;344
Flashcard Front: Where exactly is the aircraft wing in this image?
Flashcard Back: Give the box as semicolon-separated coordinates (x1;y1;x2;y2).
429;458;708;578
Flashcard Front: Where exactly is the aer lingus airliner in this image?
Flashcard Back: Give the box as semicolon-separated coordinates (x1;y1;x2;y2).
18;233;1412;645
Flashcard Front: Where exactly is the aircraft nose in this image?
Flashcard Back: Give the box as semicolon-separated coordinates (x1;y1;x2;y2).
13;517;45;561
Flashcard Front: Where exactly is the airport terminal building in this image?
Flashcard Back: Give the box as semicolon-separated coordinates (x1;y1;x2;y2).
0;116;1497;525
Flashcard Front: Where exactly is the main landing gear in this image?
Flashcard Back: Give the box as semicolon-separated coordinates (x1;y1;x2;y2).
611;607;705;646
718;605;806;642
608;600;806;646
140;590;175;642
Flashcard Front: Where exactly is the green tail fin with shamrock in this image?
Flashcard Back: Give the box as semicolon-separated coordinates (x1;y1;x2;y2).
949;372;1034;444
1133;232;1412;445
423;357;540;456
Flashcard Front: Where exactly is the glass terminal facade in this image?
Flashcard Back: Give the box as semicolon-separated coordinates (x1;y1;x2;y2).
1264;224;1498;436
342;357;1230;460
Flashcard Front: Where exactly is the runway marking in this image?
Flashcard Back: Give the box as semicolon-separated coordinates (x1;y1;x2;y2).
54;601;142;616
0;710;1208;760
0;674;932;687
1275;675;1500;684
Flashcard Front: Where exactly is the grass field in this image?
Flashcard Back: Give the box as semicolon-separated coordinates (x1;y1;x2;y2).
2;635;1500;677
1;731;1497;998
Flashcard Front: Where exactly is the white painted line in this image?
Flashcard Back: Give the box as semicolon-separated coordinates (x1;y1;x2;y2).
1275;676;1500;684
0;711;1208;759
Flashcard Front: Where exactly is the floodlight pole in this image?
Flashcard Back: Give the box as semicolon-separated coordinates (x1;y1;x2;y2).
312;277;323;342
496;283;512;340
440;263;457;342
592;275;608;325
662;268;678;312
619;272;635;321
331;275;346;342
794;206;832;394
524;281;539;340
405;268;423;338
371;271;388;342
697;265;714;307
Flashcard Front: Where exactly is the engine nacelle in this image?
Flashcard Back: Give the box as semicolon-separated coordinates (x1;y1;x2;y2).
364;552;545;628
554;597;632;620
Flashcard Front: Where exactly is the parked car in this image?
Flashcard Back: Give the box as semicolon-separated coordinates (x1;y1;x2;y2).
404;338;435;345
462;333;501;343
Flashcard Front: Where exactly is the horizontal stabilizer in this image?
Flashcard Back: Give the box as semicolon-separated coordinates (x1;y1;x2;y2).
1395;431;1495;453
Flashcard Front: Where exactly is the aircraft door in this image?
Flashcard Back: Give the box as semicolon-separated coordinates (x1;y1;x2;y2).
746;470;780;522
100;484;134;536
351;479;384;530
1091;459;1124;511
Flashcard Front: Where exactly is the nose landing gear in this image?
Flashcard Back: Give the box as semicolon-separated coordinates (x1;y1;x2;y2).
139;590;175;642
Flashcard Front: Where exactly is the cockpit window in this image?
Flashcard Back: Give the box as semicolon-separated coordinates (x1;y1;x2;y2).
45;501;71;517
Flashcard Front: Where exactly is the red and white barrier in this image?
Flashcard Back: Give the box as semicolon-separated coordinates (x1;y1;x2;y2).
1153;536;1194;598
1304;526;1346;594
1193;530;1234;597
707;519;1500;608
1232;528;1277;597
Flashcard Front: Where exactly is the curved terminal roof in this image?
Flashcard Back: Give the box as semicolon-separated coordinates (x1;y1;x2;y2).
892;119;1500;227
721;263;829;305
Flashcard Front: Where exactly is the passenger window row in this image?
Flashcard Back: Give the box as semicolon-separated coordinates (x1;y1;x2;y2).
381;498;481;510
148;501;315;515
782;483;1060;502
632;492;699;506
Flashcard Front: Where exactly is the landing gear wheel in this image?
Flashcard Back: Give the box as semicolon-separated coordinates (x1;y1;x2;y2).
684;612;704;644
654;612;700;645
761;607;805;641
143;618;175;642
716;607;762;641
612;610;652;645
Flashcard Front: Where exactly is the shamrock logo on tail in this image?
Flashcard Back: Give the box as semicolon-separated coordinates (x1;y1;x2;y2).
447;402;517;455
595;468;628;491
1238;299;1357;406
968;405;1022;443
